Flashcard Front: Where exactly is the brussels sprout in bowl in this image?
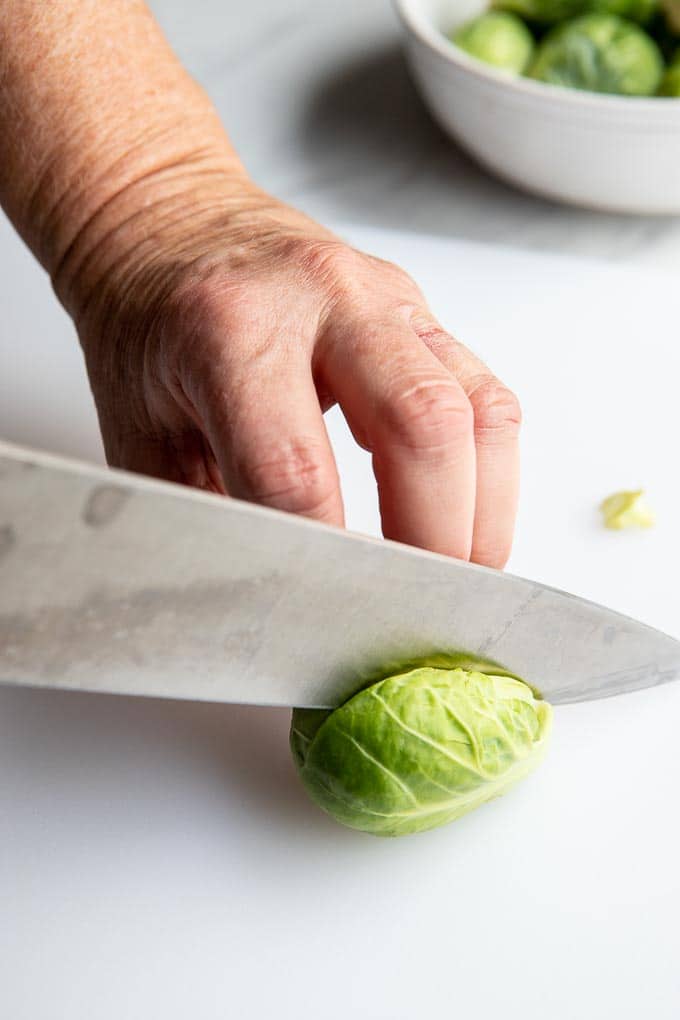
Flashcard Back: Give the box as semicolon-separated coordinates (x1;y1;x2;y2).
498;0;657;24
394;0;680;211
658;45;680;89
453;11;535;70
529;13;663;94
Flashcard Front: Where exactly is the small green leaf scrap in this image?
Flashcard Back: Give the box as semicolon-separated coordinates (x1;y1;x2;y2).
600;489;655;529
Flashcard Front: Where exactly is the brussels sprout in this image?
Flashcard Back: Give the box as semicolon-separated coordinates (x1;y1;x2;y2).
658;65;680;91
452;12;535;72
290;666;552;837
600;489;655;528
529;14;664;95
495;0;657;25
657;44;680;92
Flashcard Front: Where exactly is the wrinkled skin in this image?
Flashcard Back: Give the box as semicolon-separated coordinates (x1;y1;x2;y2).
70;178;522;567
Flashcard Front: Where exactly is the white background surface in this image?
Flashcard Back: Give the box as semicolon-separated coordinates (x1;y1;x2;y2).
142;0;680;267
1;216;679;1018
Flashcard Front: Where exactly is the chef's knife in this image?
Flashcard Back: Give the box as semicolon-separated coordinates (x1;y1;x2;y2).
1;439;678;708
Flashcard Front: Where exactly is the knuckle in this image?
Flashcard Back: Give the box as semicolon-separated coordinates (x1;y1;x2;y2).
383;377;473;454
239;439;336;518
295;241;369;316
468;379;522;439
299;243;422;308
409;312;453;347
373;258;420;293
298;240;362;285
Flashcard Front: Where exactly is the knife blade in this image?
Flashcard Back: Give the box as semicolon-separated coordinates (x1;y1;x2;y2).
1;439;678;708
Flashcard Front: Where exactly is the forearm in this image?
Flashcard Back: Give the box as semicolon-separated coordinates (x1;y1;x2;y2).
0;0;250;314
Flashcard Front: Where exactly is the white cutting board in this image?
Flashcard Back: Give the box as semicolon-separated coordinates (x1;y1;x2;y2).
0;217;678;1020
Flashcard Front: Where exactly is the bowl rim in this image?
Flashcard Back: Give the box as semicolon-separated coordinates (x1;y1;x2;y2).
394;0;680;113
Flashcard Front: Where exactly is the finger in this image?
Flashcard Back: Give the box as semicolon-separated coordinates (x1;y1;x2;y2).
322;316;476;558
192;346;344;527
98;411;226;494
410;312;521;569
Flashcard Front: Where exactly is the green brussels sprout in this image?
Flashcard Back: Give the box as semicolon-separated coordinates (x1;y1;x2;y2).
452;12;535;72
657;44;680;92
495;0;657;26
529;14;664;95
658;65;680;91
290;666;552;837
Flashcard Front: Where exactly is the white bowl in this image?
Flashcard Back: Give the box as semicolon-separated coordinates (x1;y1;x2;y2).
394;0;680;213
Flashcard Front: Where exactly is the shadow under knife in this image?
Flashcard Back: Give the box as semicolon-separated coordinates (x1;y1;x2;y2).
0;683;320;832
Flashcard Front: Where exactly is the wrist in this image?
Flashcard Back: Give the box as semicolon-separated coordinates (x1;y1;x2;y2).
61;150;333;372
51;136;252;318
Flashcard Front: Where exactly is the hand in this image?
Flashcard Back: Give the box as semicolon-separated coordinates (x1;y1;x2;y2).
66;176;520;568
0;1;520;567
